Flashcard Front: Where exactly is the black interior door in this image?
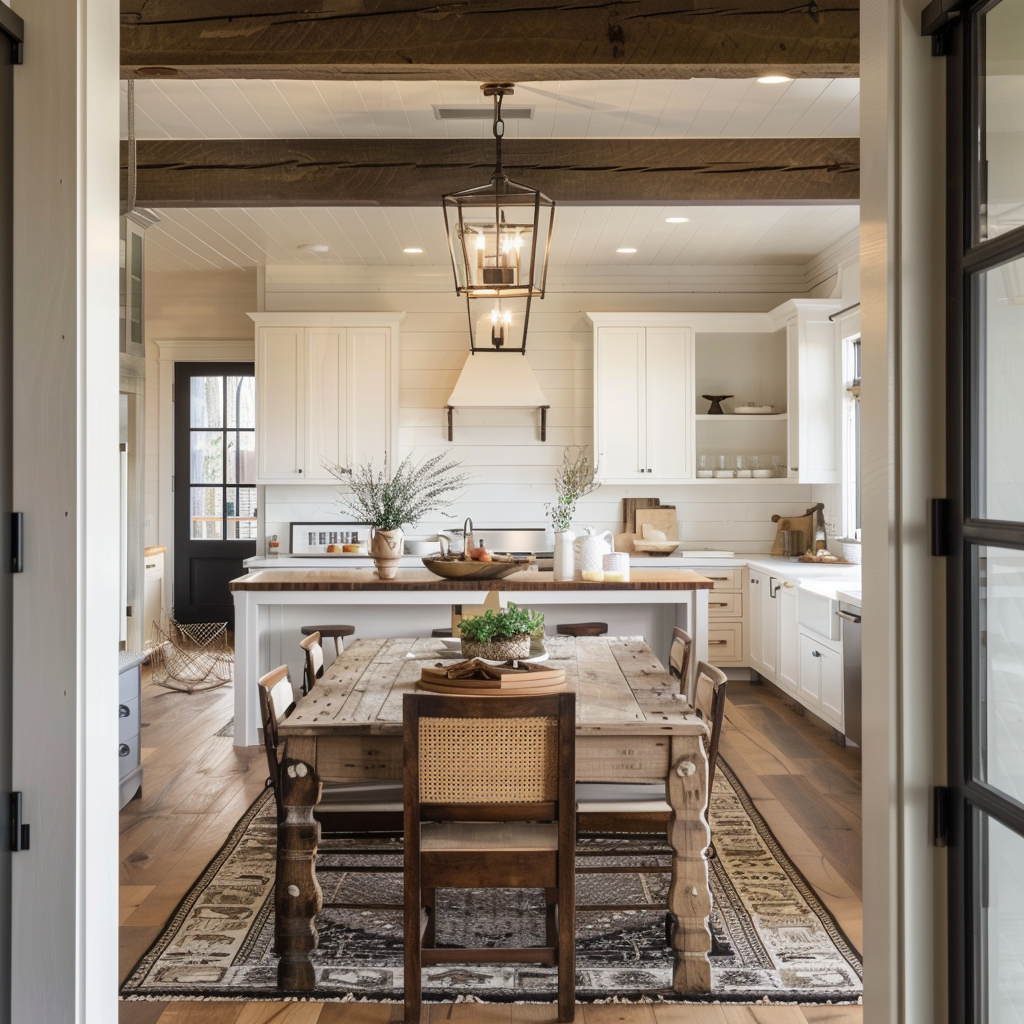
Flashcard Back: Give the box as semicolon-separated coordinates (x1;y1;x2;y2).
174;362;256;626
942;0;1024;1018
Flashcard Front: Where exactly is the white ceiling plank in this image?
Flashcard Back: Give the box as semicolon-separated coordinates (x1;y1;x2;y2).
618;80;675;138
789;79;862;137
170;208;271;266
688;80;759;138
753;79;832;137
144;219;230;271
273;80;346;137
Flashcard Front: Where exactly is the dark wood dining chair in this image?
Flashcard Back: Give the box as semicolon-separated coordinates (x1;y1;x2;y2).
692;659;728;802
299;630;326;695
258;664;403;833
403;692;576;1023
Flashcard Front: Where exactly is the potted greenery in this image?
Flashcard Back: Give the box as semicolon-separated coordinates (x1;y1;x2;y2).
458;602;545;661
545;446;600;581
325;452;470;579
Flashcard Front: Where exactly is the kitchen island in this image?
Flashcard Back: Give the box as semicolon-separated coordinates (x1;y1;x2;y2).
229;567;714;746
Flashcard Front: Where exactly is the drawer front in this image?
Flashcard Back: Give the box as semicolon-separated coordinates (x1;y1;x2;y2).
708;592;742;618
119;735;141;776
694;568;742;591
144;552;164;576
314;735;403;781
118;665;140;703
707;623;743;663
119;696;140;743
576;736;670;783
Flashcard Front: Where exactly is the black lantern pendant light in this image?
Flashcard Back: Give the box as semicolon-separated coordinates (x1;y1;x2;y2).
443;84;555;354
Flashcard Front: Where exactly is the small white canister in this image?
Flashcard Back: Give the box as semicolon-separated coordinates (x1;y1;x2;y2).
602;551;630;583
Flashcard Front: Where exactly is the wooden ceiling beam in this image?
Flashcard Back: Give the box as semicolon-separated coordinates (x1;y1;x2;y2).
121;138;859;206
121;0;859;81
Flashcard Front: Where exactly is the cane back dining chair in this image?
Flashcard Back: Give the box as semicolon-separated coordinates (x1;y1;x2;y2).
403;692;576;1023
668;626;694;700
258;665;404;833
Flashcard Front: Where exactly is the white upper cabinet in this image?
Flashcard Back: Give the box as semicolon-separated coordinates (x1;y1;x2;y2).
251;314;401;485
590;315;694;484
770;299;844;484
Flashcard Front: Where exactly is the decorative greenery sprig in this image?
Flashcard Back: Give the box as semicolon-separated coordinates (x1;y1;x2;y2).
545;446;600;532
325;451;471;532
458;603;545;643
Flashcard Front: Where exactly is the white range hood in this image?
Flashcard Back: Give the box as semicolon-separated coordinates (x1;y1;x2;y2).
445;352;550;441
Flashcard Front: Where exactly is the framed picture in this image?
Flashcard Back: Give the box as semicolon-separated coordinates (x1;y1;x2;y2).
289;521;370;555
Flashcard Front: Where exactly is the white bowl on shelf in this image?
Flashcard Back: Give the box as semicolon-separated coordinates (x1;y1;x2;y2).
696;470;713;478
752;469;775;478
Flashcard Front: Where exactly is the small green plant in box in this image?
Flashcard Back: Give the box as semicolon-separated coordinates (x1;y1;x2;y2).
458;603;545;661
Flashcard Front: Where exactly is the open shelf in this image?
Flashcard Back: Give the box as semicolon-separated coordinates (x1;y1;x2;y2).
695;413;788;421
690;476;798;484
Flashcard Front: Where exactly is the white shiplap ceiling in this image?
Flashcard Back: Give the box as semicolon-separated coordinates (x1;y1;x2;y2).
121;78;859;141
143;205;860;273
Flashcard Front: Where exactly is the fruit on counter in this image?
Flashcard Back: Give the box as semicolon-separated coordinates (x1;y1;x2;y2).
326;544;340;553
468;545;493;562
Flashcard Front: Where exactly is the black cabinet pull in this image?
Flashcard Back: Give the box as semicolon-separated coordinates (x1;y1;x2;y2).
119;743;130;757
119;704;130;718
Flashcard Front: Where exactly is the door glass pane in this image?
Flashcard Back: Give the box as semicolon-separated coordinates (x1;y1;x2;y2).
977;546;1024;802
979;0;1024;241
225;431;255;485
227;487;258;540
190;431;223;484
190;487;223;539
226;375;255;429
978;256;1024;521
982;814;1024;1020
190;377;224;428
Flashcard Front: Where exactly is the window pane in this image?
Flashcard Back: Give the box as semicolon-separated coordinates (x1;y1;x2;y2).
982;814;1024;1020
977;547;1024;802
227;487;258;540
226;376;255;429
190;487;223;540
979;256;1024;521
190;431;223;484
225;430;255;485
190;377;223;428
979;0;1024;241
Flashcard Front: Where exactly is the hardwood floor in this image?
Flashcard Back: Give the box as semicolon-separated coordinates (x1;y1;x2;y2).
120;671;862;1024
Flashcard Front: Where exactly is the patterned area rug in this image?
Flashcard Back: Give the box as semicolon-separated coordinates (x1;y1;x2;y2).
121;760;862;1004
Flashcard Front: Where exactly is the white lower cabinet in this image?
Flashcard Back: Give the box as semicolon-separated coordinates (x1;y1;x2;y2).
776;582;799;694
798;631;844;730
748;571;764;671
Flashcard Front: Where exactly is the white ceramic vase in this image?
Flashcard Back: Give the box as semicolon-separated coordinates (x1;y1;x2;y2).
553;530;576;581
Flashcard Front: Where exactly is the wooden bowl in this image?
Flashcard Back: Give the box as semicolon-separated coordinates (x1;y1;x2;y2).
421;556;534;580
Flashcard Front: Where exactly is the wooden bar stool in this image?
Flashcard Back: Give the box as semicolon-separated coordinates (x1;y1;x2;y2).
556;621;608;637
299;624;354;661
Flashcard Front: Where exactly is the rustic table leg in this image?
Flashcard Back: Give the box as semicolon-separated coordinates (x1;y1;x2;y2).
666;733;712;993
276;757;323;991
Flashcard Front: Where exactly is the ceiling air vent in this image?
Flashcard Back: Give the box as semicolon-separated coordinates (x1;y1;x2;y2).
434;105;533;120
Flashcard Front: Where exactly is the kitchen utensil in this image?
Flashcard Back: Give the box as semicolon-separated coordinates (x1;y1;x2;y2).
634;508;679;541
769;504;824;557
696;455;713;478
780;530;802;557
421;555;533;580
702;394;733;415
573;528;614;580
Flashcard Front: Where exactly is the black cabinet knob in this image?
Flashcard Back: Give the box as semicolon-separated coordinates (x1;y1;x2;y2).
119;743;130;757
119;704;130;718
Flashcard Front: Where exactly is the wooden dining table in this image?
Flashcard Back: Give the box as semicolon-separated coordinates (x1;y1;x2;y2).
274;634;712;996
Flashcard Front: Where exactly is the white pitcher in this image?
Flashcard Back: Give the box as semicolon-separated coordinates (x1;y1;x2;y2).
573;528;614;580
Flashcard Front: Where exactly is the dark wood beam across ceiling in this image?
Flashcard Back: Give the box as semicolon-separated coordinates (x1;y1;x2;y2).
121;0;859;81
120;138;859;207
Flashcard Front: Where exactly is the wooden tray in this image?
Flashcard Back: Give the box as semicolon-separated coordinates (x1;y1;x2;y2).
417;679;568;696
421;555;534;580
420;660;566;689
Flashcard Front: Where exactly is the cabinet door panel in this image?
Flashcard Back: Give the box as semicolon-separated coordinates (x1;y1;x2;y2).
596;327;645;482
819;644;844;725
645;327;693;481
257;328;304;480
749;571;764;670
798;633;823;706
305;328;346;480
761;576;779;679
777;584;799;693
793;313;841;483
348;328;391;468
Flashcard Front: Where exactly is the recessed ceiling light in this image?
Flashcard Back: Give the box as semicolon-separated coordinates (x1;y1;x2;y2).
298;243;330;253
403;247;424;254
616;247;637;254
665;217;690;224
757;75;792;84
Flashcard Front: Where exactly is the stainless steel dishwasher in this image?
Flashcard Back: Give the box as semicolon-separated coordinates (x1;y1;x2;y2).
837;603;862;746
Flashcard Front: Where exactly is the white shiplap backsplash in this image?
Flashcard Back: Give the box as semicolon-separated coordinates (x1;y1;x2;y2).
258;264;835;553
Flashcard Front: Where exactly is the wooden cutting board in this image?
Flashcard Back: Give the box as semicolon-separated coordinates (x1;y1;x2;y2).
622;497;661;534
635;507;679;542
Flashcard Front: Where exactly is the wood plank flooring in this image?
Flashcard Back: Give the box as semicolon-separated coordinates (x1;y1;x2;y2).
120;671;862;1024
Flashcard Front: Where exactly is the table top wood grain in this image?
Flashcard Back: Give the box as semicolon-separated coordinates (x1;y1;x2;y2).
231;568;715;592
277;635;706;738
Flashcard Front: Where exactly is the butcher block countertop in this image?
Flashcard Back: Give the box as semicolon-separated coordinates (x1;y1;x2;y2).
230;567;715;592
